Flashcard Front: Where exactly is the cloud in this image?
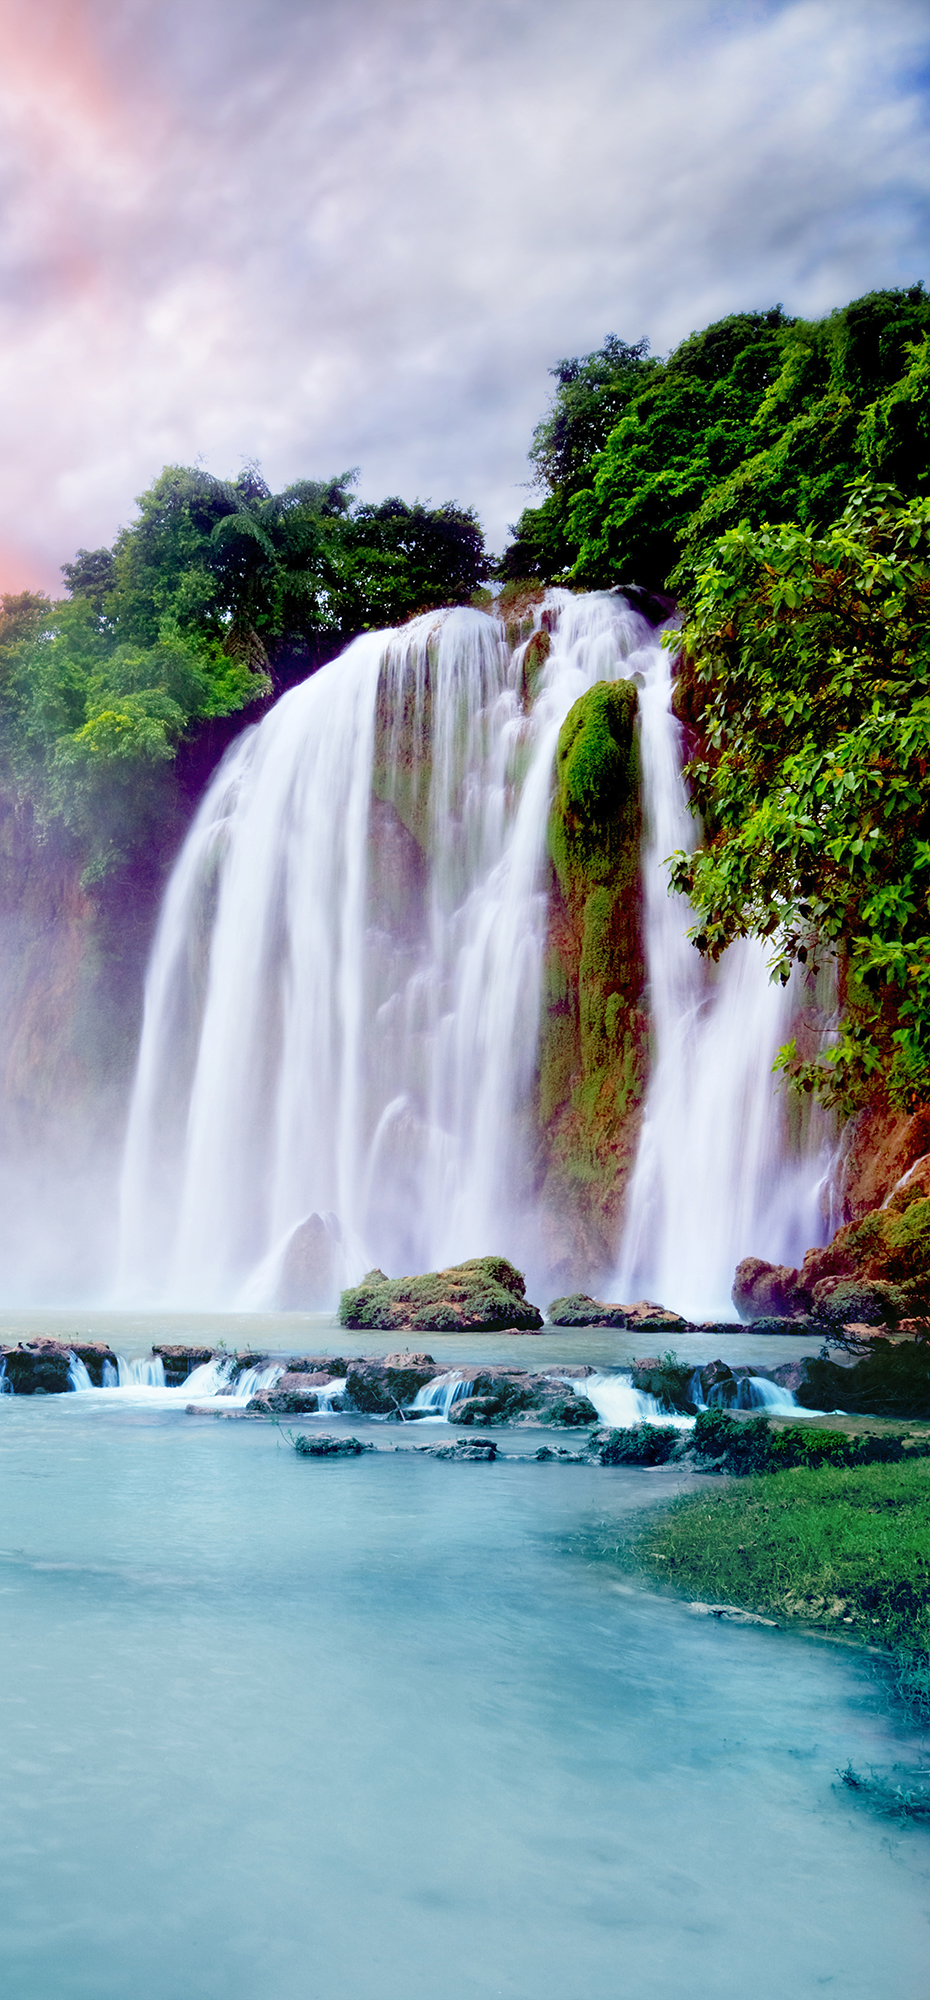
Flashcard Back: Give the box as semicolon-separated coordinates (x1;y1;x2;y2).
0;0;927;588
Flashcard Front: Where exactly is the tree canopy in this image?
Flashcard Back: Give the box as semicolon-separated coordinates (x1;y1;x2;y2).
0;465;489;880
500;287;930;591
670;484;930;1113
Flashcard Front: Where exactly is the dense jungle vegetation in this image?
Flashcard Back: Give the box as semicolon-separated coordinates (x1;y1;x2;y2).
501;284;930;1113
0;469;487;880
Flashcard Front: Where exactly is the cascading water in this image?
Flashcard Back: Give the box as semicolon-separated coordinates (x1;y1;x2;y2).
613;635;830;1318
118;594;659;1306
117;591;827;1312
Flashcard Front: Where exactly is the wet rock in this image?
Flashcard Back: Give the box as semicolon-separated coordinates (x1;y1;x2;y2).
631;1355;698;1410
732;1256;810;1321
547;1293;628;1326
293;1434;371;1457
275;1212;342;1311
284;1355;348;1375
339;1257;543;1332
545;1293;688;1331
262;1370;343;1414
343;1358;445;1414
541;1394;599;1427
2;1340;76;1394
428;1436;498;1461
66;1340;119;1386
152;1344;217;1386
624;1300;690;1332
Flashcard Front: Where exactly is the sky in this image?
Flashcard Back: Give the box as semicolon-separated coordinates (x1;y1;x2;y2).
0;0;928;592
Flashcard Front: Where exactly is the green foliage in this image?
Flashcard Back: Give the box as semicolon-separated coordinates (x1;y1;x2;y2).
498;336;651;582
634;1456;930;1652
670;485;930;1109
630;1353;697;1412
691;1405;929;1473
501;287;930;592
798;1336;930;1420
0;463;489;881
596;1423;682;1465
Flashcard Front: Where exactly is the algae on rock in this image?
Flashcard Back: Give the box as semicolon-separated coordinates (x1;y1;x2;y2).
535;678;648;1287
338;1255;544;1332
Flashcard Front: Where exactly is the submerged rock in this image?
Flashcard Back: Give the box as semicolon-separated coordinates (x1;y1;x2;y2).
293;1434;371;1456
338;1257;543;1332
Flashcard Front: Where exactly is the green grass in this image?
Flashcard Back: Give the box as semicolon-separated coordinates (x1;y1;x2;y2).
634;1459;930;1655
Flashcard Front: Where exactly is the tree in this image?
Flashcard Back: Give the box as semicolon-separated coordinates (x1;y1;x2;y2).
669;484;930;1111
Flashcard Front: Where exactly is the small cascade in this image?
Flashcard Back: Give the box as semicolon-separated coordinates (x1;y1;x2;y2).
117;1355;167;1389
409;1372;469;1421
686;1368;812;1416
226;1362;284;1404
0;1357;9;1394
614;637;829;1317
67;1354;94;1391
583;1372;693;1430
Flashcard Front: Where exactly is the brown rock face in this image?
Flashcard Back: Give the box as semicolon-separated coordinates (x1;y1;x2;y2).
732;1257;810;1321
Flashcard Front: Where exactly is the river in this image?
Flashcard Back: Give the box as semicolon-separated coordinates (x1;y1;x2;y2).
0;1315;926;1999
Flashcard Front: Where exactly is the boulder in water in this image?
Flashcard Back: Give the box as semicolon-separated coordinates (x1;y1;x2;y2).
547;1294;628;1326
342;1358;446;1413
338;1257;543;1332
275;1212;342;1311
732;1257;810;1320
2;1344;73;1392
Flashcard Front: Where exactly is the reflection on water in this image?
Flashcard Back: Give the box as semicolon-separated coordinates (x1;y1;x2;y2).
0;1385;926;2000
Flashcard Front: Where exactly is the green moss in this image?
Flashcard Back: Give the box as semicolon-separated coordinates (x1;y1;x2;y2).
338;1255;543;1331
536;677;648;1260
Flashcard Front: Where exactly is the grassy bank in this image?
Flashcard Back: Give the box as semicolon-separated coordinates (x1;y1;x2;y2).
631;1460;930;1737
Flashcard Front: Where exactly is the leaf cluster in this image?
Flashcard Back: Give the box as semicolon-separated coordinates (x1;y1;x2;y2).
671;485;930;1110
1;464;489;879
500;285;930;591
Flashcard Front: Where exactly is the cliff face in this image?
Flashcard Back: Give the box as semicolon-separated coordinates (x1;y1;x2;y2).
0;791;179;1295
533;679;649;1290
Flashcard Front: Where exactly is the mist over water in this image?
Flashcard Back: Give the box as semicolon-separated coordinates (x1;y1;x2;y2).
116;593;827;1312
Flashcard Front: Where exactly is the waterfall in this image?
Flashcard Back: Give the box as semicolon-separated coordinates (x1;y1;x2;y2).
117;591;827;1313
582;1372;693;1430
613;636;829;1318
409;1372;470;1420
117;594;658;1307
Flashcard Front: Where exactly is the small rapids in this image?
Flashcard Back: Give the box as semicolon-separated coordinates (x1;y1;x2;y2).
64;1353;284;1405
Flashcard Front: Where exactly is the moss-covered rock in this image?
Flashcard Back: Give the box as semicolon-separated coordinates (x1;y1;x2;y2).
535;679;648;1286
736;1175;930;1326
338;1256;543;1332
546;1292;628;1326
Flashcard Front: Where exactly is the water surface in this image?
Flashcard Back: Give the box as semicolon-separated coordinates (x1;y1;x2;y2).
0;1371;926;1999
